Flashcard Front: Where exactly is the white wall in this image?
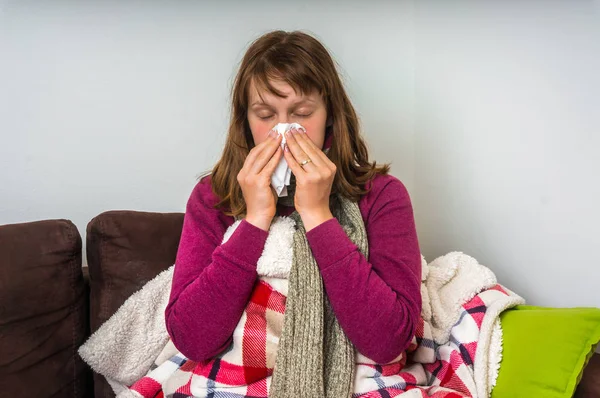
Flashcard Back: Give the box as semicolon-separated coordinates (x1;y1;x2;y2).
0;1;415;264
1;1;599;311
413;1;600;308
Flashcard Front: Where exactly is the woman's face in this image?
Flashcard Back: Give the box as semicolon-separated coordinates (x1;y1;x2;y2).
247;79;328;149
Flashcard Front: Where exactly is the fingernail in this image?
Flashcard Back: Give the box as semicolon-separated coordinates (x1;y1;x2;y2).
284;145;289;152
268;130;277;138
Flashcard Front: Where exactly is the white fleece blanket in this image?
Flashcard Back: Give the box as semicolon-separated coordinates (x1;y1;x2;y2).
420;252;525;397
78;218;523;398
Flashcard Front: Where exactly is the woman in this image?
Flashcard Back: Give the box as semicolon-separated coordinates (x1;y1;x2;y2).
164;30;422;397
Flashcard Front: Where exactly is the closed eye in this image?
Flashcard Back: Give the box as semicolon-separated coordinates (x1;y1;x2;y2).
258;112;312;120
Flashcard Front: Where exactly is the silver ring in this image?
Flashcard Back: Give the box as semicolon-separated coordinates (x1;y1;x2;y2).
299;158;312;167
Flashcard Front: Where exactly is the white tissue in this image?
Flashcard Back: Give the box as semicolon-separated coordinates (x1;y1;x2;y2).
270;122;306;197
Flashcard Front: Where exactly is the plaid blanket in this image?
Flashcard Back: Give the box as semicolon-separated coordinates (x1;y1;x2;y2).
78;217;524;398
125;279;521;398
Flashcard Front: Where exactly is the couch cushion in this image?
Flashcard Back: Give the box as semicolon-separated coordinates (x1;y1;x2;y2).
493;305;600;398
86;210;183;397
0;219;90;397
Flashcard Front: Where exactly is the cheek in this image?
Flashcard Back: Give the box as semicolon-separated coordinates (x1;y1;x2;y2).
305;132;324;148
248;118;275;145
300;122;326;148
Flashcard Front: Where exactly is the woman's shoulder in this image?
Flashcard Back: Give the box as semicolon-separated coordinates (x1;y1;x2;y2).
186;174;232;217
184;174;237;231
364;173;410;200
189;174;219;207
359;173;413;215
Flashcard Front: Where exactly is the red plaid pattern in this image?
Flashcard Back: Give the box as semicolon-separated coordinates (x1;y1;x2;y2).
129;278;285;397
128;281;519;398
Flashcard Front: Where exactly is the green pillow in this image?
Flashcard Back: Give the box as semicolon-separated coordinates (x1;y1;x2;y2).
492;305;600;398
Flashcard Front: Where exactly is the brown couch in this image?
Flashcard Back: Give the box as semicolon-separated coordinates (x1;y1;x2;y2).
1;212;599;397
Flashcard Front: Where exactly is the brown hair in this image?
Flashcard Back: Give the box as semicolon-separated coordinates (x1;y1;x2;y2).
210;30;389;217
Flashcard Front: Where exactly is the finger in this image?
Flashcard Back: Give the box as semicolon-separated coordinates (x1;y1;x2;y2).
283;145;307;178
259;145;283;177
284;130;314;169
242;129;277;169
242;141;266;172
291;130;327;167
294;131;335;171
250;133;282;174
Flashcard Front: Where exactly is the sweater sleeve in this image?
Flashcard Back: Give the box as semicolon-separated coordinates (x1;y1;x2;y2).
305;176;422;364
165;179;268;362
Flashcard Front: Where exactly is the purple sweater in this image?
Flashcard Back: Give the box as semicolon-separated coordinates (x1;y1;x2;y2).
165;173;422;364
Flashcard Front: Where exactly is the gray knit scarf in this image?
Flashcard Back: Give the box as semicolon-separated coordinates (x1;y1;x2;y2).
270;192;369;398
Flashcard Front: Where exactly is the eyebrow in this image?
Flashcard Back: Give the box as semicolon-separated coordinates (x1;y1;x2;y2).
250;98;317;108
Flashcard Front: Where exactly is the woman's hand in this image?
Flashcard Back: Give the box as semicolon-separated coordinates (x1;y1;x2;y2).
283;128;335;231
237;130;283;231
